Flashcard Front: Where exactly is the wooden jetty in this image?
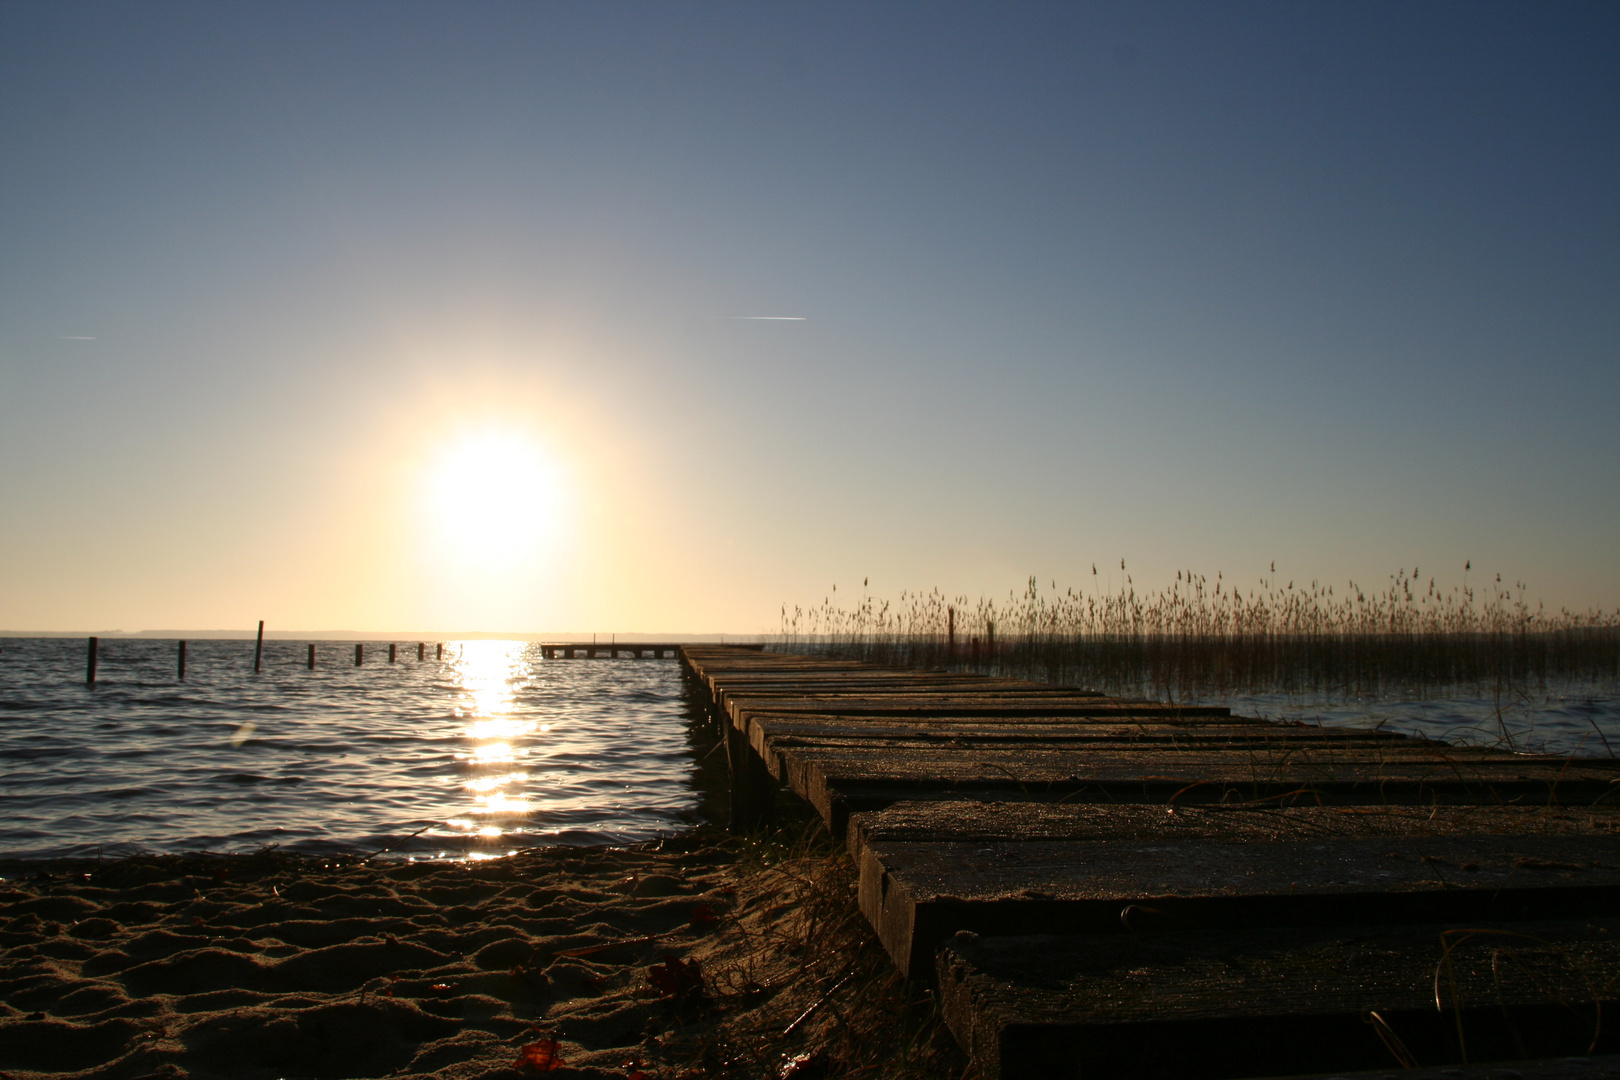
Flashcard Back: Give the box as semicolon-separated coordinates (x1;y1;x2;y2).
679;644;1620;1080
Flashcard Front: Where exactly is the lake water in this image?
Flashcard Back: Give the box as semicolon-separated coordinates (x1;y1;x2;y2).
0;638;703;861
1204;685;1620;758
4;638;1616;862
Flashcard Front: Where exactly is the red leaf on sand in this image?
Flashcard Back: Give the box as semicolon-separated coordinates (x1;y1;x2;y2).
689;902;716;926
190;917;206;930
515;1037;566;1072
649;953;703;999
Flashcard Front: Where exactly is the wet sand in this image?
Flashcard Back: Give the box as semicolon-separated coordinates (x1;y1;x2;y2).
0;828;963;1079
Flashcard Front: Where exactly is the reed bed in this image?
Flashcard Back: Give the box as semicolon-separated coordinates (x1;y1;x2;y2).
777;566;1620;701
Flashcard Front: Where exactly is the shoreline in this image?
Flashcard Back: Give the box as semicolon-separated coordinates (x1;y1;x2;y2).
0;820;963;1080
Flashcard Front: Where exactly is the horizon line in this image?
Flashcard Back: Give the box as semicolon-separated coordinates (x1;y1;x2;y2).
0;629;770;641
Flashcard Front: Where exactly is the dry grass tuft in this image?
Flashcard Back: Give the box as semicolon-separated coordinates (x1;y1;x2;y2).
661;815;966;1079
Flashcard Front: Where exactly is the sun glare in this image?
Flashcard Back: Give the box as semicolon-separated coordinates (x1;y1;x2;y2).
423;428;565;564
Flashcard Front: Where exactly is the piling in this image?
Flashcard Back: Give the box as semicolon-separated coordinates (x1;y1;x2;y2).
307;643;316;669
354;643;363;666
177;640;186;681
436;643;443;659
86;636;98;685
253;620;265;673
389;643;397;663
417;642;425;661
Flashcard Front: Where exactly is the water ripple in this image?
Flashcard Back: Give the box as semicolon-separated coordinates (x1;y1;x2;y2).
0;638;702;860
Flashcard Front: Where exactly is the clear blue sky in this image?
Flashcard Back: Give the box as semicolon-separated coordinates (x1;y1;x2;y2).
2;2;1616;633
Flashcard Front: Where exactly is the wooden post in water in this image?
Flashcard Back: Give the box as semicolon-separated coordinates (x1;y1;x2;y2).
354;643;363;666
307;643;316;669
86;636;98;684
178;640;186;681
417;642;425;662
254;620;265;673
436;642;443;660
389;643;397;663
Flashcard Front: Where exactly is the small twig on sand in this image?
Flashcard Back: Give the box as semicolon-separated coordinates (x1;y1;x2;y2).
783;965;858;1037
363;823;434;862
554;933;669;959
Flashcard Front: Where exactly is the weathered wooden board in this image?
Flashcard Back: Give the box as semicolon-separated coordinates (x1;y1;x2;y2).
770;742;1612;778
857;831;1620;973
767;742;1614;818
715;681;1106;696
699;672;1065;690
850;799;1620;844
743;716;1407;746
724;695;1233;721
746;722;1423;757
751;728;1410;757
937;921;1620;1079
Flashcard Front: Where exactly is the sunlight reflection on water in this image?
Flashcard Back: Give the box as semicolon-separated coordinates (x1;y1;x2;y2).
0;638;702;860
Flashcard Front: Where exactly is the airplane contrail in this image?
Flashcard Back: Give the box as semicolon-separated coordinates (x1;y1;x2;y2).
725;316;805;320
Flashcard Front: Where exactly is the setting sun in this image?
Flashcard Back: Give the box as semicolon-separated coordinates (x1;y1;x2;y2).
422;428;567;566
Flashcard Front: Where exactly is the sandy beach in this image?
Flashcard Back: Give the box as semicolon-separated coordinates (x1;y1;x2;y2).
0;825;963;1080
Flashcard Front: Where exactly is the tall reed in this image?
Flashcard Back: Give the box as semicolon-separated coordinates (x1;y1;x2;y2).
776;566;1620;701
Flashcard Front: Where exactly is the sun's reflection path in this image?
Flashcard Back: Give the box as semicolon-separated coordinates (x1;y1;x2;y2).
445;640;534;853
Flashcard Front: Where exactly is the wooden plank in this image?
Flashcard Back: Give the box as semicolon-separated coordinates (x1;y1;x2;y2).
711;680;1084;699
857;830;1620;974
937;921;1620;1079
744;718;1410;752
767;740;1522;769
755;730;1410;756
774;744;1616;782
698;672;1058;688
723;691;1135;706
771;748;1620;838
714;680;1106;695
725;695;1233;721
850;799;1620;845
744;713;1404;738
771;744;1614;793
